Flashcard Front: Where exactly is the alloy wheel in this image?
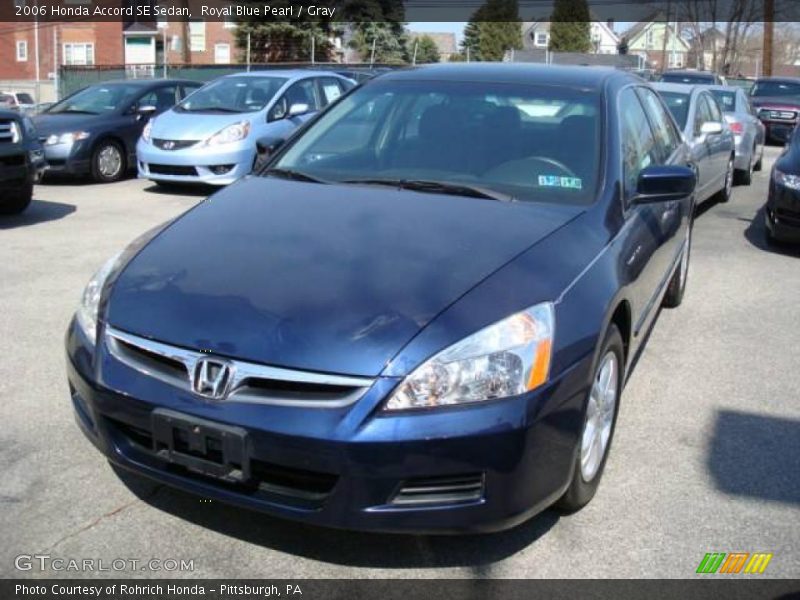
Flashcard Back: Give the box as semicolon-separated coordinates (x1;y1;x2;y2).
98;145;122;179
580;351;619;482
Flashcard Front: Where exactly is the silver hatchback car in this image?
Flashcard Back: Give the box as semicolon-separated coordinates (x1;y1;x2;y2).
137;70;354;186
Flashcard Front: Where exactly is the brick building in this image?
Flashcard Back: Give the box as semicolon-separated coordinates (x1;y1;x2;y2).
0;21;124;80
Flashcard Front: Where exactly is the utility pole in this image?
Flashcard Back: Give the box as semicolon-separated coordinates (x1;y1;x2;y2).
162;25;167;79
412;39;418;65
34;0;40;102
311;34;315;65
763;0;774;77
370;37;376;67
246;32;251;71
466;46;470;63
52;27;58;101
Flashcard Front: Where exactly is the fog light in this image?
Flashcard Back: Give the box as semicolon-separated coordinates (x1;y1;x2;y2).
209;164;234;175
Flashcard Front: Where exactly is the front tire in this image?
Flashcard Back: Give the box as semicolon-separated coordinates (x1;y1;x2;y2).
716;156;734;202
556;325;624;513
91;140;125;183
0;181;33;215
663;221;692;308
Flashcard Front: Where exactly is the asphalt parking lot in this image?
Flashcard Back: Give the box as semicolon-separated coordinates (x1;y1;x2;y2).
1;148;798;579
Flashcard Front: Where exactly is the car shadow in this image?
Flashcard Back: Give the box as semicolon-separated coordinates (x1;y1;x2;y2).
0;199;75;229
743;206;800;258
708;409;800;506
142;183;216;198
113;464;560;569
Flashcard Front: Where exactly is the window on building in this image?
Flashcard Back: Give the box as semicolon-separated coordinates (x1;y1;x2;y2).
214;43;231;64
223;20;236;29
16;40;28;62
189;21;206;52
535;32;549;47
645;28;655;49
63;43;95;66
170;35;182;52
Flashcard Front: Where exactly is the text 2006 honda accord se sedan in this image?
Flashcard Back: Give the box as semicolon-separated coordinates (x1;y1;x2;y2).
66;65;696;533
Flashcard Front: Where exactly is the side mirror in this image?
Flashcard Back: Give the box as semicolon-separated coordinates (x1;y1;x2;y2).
700;121;723;135
288;102;310;117
632;165;696;204
136;104;157;120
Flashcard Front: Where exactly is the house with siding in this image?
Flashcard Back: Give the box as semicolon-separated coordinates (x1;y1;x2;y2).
620;15;690;70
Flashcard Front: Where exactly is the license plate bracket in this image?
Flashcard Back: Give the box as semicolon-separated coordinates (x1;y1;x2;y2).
151;409;250;483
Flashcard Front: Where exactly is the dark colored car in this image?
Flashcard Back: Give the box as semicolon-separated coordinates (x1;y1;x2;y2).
750;77;800;144
660;70;725;85
0;109;46;214
66;65;696;534
766;126;800;244
34;79;202;183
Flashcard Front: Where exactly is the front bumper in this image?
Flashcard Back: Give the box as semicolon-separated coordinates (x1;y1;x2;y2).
766;179;800;243
42;140;91;176
0;146;44;188
66;318;592;534
137;139;255;186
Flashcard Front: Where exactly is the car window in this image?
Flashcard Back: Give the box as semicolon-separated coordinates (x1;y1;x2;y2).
637;87;681;159
657;91;690;130
269;79;319;121
619;88;661;198
751;80;800;97
710;90;736;113
177;76;287;114
318;78;344;107
17;93;34;104
137;86;178;112
47;84;142;115
705;94;723;121
694;95;713;136
273;79;602;205
179;83;203;99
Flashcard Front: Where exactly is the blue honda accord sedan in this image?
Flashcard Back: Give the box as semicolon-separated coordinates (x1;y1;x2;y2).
66;64;696;533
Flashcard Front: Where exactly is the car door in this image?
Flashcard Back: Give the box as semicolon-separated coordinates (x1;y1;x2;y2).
265;78;320;139
742;91;766;146
618;87;675;332
690;93;715;200
121;85;179;156
703;92;732;181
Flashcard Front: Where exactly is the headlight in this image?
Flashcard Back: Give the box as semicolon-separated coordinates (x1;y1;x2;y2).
9;121;21;143
45;131;90;146
384;302;555;411
75;252;122;346
142;120;153;143
203;121;250;147
775;169;800;191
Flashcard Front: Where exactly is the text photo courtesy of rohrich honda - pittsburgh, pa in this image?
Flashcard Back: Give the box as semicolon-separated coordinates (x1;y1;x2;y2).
0;1;799;599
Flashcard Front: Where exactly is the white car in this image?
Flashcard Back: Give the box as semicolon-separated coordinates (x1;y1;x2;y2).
1;91;37;114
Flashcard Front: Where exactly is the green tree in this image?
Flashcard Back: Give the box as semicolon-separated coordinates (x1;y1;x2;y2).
461;0;522;61
414;35;441;63
549;0;592;52
341;0;409;64
235;1;335;62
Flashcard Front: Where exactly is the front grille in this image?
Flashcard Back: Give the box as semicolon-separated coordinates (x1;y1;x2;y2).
106;417;338;505
0;119;17;143
105;326;374;408
147;164;198;176
391;473;485;506
760;108;797;121
153;139;199;151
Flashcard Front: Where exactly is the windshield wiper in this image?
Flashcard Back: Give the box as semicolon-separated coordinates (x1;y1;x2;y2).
264;168;330;184
342;178;515;202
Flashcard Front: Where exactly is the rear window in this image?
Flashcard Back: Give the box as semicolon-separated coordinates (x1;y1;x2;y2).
661;72;714;84
17;93;35;104
658;91;691;129
751;80;800;97
711;90;736;112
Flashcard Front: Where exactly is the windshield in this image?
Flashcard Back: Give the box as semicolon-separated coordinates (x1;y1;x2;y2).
661;72;714;84
658;91;691;129
47;84;142;115
751;80;800;97
711;90;736;112
176;76;288;113
271;80;601;205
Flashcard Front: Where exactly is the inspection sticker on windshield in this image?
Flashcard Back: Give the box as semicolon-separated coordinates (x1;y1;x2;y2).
538;175;582;190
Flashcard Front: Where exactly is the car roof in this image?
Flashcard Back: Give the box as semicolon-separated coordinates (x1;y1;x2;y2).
652;82;702;94
663;69;716;76
376;63;623;90
219;69;343;79
701;85;739;93
755;76;800;83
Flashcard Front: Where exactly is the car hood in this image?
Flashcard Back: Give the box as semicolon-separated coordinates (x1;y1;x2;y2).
33;112;105;136
151;109;255;141
107;177;583;377
750;96;800;109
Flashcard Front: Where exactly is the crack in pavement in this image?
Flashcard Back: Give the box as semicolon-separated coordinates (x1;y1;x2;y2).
44;485;165;553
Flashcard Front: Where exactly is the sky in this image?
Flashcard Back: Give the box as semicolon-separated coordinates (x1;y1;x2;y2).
406;22;636;44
